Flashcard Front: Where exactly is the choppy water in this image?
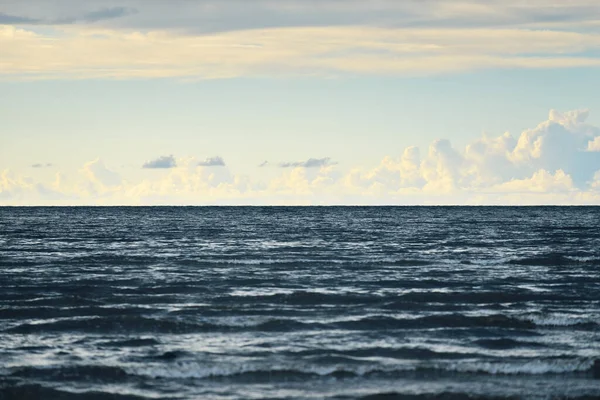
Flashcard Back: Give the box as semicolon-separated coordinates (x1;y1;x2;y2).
0;207;599;399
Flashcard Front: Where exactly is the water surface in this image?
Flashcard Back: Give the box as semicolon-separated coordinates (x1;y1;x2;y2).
1;207;599;399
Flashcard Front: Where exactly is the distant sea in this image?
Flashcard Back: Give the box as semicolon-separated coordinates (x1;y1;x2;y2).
1;207;599;399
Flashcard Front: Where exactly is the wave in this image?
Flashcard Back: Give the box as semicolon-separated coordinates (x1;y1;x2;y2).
147;350;189;361
0;295;105;307
177;257;433;267
124;358;597;381
473;338;547;350
333;314;537;330
216;290;581;307
508;254;600;266
9;311;587;335
5;357;598;388
358;393;519;400
0;384;150;400
4;316;210;335
386;291;577;305
0;306;150;320
292;346;483;360
445;358;595;375
4;315;326;335
357;392;600;400
126;364;329;381
215;291;385;305
519;313;598;329
11;365;129;382
0;314;529;335
97;338;160;348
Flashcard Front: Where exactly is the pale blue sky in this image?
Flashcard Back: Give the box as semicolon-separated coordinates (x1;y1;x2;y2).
2;0;600;204
3;69;599;172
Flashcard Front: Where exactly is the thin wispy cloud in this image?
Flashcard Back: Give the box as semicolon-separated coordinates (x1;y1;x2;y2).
279;158;336;168
0;7;135;26
3;25;600;80
82;7;136;23
0;13;39;24
142;155;177;169
3;1;600;31
1;1;600;80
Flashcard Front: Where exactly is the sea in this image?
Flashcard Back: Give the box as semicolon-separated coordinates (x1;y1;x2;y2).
0;206;599;400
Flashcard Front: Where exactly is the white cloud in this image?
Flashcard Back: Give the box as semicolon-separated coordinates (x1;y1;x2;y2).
590;171;600;189
588;136;600;151
491;169;574;193
0;169;75;205
81;158;122;187
342;148;424;194
508;109;600;185
335;108;600;202
464;132;517;186
2;109;600;205
77;158;124;201
2;24;600;80
0;170;31;201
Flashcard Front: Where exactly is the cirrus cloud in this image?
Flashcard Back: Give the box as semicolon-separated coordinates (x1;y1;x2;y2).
2;1;600;80
3;1;600;32
1;24;600;80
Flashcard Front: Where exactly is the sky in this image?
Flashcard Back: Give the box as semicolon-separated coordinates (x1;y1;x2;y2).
2;0;600;205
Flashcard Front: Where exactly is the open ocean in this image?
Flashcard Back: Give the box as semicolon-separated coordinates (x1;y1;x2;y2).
0;206;599;400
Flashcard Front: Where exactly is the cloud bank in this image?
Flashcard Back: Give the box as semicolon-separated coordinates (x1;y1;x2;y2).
1;1;600;80
3;109;600;205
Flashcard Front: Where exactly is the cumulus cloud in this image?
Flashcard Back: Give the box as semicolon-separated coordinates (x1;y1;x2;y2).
0;170;32;201
81;158;122;188
2;109;600;205
197;156;226;167
507;109;600;185
338;109;600;201
142;155;177;169
588;137;600;152
279;158;336;168
126;157;244;204
491;169;574;193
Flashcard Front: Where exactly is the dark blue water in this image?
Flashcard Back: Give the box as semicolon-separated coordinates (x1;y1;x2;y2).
1;207;599;399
